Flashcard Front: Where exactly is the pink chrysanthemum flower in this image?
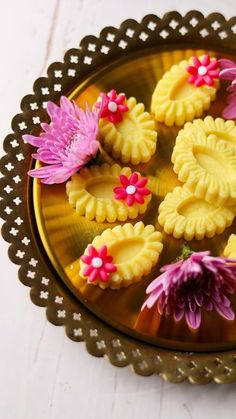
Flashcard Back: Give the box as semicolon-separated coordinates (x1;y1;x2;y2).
186;54;219;87
113;172;150;206
81;245;117;283
23;96;100;184
219;58;236;119
142;245;236;330
97;89;129;123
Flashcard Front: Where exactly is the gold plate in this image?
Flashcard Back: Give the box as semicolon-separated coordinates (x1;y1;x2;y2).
2;11;236;383
33;47;236;352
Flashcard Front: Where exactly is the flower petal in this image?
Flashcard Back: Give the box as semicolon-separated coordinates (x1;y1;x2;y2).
223;100;236;119
195;76;204;87
185;308;201;329
89;268;99;282
207;60;219;70
193;57;201;68
109;112;122;123
146;274;167;293
186;65;197;75
88;246;97;258
82;265;93;277
136;177;148;187
109;89;117;100
114;191;127;200
104;262;117;273
202;54;210;66
220;68;236;80
208;70;220;78
98;245;107;259
142;288;162;310
203;74;214;86
188;75;197;84
126;194;135;206
32;151;61;164
116;95;126;105
214;302;235;321
113;186;125;194
134;192;144;204
23;134;44;147
80;254;92;264
120;175;129;187
47;101;60;119
27;164;77;184
118;104;129;113
130;172;139;184
99;269;109;282
136;187;150;196
174;307;185;321
219;58;236;71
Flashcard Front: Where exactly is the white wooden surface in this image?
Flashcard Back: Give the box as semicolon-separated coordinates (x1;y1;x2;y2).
1;1;236;418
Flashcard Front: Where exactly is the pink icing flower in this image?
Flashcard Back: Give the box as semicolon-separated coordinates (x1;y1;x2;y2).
97;89;128;123
219;58;236;119
142;245;236;330
186;54;219;87
113;173;150;206
23;96;100;184
81;245;117;283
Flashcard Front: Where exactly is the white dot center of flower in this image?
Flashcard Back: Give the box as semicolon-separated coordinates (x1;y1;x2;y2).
108;101;118;112
91;257;103;268
198;66;207;76
126;185;136;195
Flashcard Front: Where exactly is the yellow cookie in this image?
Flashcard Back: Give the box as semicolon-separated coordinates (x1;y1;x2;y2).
99;97;157;165
172;131;236;206
224;234;236;258
151;56;219;126
66;163;151;223
158;185;235;241
79;222;163;289
183;116;236;153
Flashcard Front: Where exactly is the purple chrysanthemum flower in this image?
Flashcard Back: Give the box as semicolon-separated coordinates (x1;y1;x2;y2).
219;59;236;119
142;246;236;330
23;96;100;184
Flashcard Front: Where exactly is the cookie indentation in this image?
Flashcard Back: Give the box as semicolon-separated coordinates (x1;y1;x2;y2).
177;197;216;218
170;75;197;101
192;145;229;177
86;178;119;199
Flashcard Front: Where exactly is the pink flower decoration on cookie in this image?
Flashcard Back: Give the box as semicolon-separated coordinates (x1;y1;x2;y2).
186;54;219;87
114;173;150;206
81;245;117;283
98;89;129;123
